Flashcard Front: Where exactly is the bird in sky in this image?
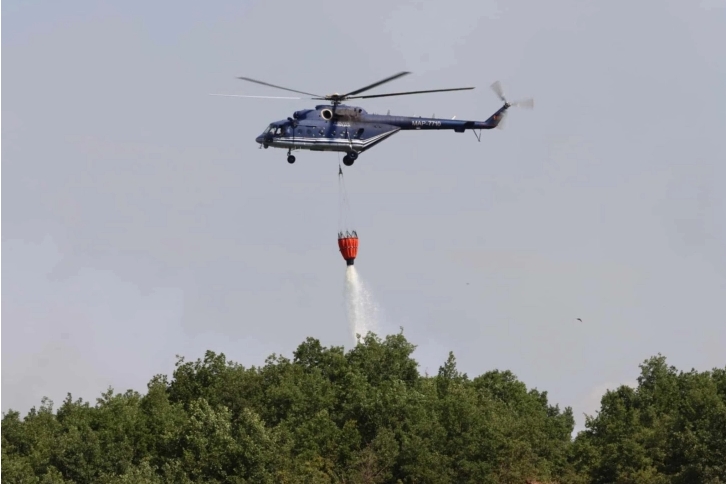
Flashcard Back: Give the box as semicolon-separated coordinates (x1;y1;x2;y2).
577;318;582;322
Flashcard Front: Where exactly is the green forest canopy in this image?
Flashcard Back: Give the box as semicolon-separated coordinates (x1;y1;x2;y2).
3;331;725;483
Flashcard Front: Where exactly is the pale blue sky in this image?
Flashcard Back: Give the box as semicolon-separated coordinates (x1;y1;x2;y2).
3;0;725;434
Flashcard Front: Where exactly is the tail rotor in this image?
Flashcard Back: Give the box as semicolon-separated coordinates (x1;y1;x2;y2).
490;81;533;129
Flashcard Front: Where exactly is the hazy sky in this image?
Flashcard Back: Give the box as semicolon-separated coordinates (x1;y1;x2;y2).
3;0;725;433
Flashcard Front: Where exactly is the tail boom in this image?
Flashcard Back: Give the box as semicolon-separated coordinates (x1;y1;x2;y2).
363;105;509;132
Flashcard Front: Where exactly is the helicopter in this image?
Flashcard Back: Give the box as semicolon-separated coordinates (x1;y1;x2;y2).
211;72;533;166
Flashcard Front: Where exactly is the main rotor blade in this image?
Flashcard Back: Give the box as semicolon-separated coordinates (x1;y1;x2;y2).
236;76;322;97
342;71;411;97
347;86;475;100
209;94;304;99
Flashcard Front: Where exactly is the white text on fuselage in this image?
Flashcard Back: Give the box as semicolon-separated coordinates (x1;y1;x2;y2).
411;120;441;127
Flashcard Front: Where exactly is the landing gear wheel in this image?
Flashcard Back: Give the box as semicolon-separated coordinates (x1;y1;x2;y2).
343;155;354;166
287;155;296;164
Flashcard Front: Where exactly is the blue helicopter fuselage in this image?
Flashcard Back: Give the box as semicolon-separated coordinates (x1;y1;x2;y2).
255;103;509;154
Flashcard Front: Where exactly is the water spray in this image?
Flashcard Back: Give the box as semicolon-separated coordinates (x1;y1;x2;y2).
344;265;380;342
338;162;380;342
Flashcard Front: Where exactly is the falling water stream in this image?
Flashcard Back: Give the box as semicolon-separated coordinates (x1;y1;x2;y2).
344;265;380;343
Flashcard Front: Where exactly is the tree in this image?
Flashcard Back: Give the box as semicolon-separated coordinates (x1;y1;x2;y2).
4;334;722;483
572;354;726;483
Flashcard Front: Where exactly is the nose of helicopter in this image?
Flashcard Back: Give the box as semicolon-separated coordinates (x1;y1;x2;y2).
255;135;264;144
